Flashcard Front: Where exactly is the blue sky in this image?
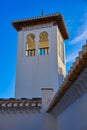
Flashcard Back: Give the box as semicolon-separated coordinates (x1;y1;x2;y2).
0;0;87;98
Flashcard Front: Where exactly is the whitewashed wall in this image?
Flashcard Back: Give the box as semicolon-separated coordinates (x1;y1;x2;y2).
57;93;87;130
15;24;64;98
0;111;57;130
56;67;87;130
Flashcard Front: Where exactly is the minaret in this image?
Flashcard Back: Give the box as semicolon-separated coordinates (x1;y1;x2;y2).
12;13;69;98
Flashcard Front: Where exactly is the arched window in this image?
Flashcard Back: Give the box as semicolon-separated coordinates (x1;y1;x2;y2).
39;31;49;55
26;34;36;56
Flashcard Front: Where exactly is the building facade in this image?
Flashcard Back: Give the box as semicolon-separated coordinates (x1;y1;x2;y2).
0;13;87;130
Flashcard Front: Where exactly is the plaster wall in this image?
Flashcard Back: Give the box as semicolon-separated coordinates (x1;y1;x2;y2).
51;67;87;130
57;93;87;130
56;28;66;87
57;28;66;77
0;111;57;130
15;24;64;98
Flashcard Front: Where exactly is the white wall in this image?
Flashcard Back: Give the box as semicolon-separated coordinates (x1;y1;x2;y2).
57;94;87;130
57;27;66;77
0;111;57;130
15;24;63;98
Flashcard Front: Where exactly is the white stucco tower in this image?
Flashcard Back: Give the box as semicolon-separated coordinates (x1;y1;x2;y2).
12;13;69;98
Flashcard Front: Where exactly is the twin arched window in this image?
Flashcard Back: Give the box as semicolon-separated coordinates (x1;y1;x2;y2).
39;31;49;55
26;34;36;56
26;32;49;56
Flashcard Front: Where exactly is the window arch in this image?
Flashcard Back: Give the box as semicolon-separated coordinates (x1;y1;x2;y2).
39;31;49;55
26;34;36;56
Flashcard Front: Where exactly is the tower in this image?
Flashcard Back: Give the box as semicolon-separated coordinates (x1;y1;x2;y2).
12;13;69;98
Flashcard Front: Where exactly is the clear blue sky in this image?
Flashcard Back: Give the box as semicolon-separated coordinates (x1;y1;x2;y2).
0;0;87;98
